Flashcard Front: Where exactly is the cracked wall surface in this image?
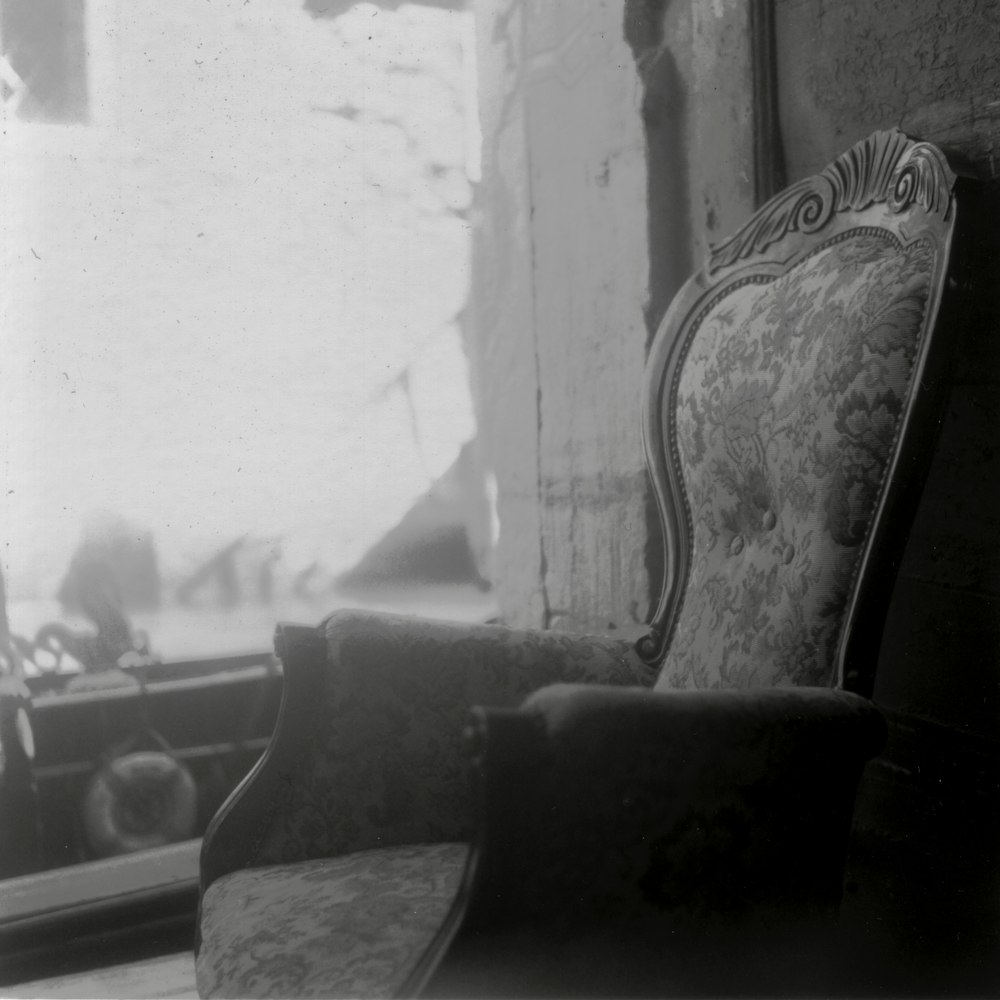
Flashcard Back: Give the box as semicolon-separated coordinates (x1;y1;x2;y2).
470;0;758;633
471;0;651;631
2;2;481;632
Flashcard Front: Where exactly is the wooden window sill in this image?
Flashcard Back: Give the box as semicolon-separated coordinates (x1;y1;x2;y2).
0;841;200;987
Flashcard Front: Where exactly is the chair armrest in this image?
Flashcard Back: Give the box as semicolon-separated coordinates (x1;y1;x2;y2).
458;684;886;934
200;612;650;891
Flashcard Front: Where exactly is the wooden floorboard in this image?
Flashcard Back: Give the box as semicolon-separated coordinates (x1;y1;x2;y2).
0;952;196;999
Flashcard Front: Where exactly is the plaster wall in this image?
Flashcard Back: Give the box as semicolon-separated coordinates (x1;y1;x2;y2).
774;3;1000;983
776;0;1000;743
2;2;479;616
471;0;758;633
471;0;651;632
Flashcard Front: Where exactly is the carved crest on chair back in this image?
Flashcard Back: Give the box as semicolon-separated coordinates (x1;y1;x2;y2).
638;129;961;697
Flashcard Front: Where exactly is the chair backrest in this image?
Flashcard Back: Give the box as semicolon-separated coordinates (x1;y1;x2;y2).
638;129;964;697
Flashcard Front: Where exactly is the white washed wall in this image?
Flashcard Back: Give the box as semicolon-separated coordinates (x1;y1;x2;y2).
1;1;478;601
471;0;651;631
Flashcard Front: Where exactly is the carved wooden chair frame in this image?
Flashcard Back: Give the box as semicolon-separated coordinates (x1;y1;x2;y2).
637;128;969;697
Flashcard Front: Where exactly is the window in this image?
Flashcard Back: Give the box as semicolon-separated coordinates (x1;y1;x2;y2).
0;0;488;899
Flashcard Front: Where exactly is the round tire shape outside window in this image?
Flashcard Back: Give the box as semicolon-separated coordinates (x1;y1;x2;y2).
83;751;198;858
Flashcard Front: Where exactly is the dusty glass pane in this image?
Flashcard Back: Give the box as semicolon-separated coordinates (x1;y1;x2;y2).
0;0;490;879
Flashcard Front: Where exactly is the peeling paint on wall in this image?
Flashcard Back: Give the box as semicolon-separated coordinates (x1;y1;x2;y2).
471;0;650;631
471;0;760;632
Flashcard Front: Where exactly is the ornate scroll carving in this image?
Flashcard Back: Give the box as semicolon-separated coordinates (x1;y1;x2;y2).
886;140;954;217
707;128;956;274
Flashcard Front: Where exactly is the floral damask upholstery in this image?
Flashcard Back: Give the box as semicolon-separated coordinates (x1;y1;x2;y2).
197;843;468;999
659;232;934;691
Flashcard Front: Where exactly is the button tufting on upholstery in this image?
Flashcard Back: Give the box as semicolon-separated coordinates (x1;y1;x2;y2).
782;544;795;565
762;510;776;531
729;536;745;556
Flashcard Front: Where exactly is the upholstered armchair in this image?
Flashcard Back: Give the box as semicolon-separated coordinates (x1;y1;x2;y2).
196;130;970;998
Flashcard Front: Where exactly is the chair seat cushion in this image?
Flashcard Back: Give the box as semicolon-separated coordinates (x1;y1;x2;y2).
196;842;468;999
